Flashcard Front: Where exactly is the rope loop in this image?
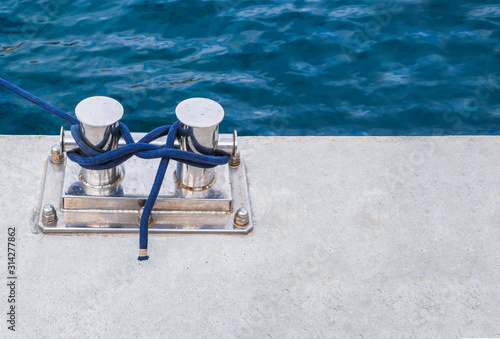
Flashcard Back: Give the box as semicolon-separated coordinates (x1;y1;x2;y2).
67;122;229;170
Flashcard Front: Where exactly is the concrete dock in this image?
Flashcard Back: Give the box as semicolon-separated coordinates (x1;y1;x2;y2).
1;135;499;338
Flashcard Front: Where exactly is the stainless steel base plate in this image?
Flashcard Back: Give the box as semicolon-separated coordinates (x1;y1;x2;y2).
38;155;253;234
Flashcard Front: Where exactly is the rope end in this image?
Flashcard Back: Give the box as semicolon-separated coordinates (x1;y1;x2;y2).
138;249;149;261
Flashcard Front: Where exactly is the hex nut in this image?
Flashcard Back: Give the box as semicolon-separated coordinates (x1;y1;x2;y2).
42;204;57;226
50;144;65;164
234;208;249;227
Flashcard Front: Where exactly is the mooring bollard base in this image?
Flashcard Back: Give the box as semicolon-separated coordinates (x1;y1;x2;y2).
37;133;253;234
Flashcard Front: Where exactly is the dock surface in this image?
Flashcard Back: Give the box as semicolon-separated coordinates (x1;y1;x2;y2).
1;135;499;338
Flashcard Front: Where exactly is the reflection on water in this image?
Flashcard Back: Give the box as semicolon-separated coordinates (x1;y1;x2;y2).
0;41;26;53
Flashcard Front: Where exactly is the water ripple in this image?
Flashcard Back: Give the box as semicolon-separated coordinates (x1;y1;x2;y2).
1;0;499;136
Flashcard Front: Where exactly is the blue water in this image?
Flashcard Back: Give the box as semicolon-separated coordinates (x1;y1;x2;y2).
1;0;500;136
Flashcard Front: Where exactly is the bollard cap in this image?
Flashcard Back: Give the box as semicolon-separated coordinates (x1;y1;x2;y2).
175;98;224;128
75;96;124;127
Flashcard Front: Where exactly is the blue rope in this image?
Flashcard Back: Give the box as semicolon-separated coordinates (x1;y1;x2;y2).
0;77;230;261
0;77;79;125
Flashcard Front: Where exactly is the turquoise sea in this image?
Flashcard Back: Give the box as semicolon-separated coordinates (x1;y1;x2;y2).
1;0;500;136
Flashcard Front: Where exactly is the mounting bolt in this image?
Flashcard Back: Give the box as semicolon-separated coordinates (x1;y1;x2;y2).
42;204;57;226
229;150;241;167
137;207;154;226
234;208;249;228
229;130;241;167
50;144;64;164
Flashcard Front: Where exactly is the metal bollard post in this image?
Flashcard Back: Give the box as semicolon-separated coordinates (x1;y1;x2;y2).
75;96;124;187
175;98;224;190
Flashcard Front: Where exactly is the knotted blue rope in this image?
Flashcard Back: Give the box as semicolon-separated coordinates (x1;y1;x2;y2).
0;76;230;260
